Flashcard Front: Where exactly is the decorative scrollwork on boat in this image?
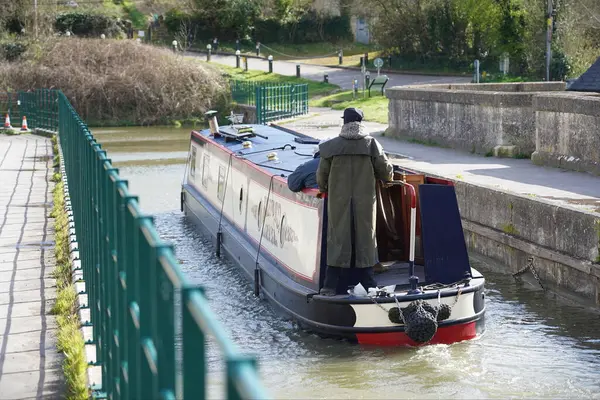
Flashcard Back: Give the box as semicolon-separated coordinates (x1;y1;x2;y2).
251;196;299;248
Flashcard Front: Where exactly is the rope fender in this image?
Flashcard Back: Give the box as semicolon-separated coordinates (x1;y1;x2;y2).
388;300;452;344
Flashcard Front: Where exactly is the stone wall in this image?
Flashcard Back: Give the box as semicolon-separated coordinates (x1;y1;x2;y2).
532;93;600;176
387;82;566;157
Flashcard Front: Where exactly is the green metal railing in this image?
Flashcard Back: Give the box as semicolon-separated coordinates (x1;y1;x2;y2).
231;80;262;106
1;90;59;132
256;84;308;124
45;90;269;399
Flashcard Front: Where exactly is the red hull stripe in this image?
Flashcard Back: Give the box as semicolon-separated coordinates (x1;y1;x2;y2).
356;322;477;346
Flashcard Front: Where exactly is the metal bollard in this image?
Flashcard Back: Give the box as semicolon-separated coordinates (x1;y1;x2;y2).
256;42;261;57
360;56;364;67
323;73;329;83
244;57;248;71
296;64;301;78
206;44;212;62
364;52;369;65
388;55;392;67
268;55;273;73
236;39;240;51
236;50;241;68
339;50;343;65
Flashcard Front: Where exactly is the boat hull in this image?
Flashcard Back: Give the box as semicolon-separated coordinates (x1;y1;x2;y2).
182;183;486;346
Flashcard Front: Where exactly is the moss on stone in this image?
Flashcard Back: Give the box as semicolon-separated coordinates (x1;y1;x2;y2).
502;223;519;235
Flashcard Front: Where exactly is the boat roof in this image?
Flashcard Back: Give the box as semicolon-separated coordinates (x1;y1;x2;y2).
196;124;323;177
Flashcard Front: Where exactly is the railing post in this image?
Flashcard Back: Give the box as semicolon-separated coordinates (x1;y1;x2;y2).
181;286;206;400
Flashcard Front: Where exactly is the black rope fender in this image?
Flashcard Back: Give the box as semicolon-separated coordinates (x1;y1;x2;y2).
388;299;453;344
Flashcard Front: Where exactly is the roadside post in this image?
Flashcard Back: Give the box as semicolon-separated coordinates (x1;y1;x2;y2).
474;59;480;83
256;42;261;57
268;55;273;73
172;40;177;54
296;64;301;78
339;49;343;65
323;73;329;83
207;44;212;62
236;39;240;51
361;59;366;99
244;57;248;72
388;55;392;67
365;72;371;96
235;50;241;68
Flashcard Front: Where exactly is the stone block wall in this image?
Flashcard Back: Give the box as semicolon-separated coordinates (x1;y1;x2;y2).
386;82;566;157
532;93;600;176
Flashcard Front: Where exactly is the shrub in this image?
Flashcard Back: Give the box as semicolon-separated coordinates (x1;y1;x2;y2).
1;42;27;61
0;38;230;126
550;46;572;81
55;12;126;38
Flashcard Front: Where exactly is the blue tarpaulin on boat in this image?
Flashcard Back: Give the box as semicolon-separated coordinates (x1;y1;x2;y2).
419;184;471;285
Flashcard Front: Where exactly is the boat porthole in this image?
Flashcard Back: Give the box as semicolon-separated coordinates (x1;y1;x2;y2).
239;187;243;214
279;215;286;248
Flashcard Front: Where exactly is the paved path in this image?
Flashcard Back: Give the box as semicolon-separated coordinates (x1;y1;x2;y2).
278;108;600;215
0;134;63;399
207;54;471;90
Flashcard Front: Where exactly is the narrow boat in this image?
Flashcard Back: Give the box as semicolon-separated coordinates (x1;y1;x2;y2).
180;112;485;346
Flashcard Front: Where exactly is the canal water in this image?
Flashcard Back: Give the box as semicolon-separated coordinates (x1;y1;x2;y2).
95;126;600;399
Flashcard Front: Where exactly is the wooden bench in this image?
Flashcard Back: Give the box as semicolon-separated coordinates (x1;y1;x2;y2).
368;75;389;97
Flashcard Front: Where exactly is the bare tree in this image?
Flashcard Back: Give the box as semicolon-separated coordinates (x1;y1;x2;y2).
174;18;198;55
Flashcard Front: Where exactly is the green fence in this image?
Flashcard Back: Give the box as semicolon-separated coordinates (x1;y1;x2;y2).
230;80;264;106
256;84;308;124
0;90;59;132
44;90;269;399
230;81;309;124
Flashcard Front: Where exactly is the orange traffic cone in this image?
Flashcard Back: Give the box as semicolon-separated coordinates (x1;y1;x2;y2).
3;114;12;129
20;116;29;131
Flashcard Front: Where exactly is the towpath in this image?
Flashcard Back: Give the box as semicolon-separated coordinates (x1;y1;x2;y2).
0;134;63;399
206;54;471;89
277;108;600;215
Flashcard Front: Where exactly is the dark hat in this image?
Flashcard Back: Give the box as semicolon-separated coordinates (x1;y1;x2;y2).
341;107;364;124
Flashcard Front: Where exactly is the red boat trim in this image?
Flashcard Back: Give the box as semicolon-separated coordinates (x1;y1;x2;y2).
356;321;477;346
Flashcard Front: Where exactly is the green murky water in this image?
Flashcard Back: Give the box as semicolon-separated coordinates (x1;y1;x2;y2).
94;126;600;400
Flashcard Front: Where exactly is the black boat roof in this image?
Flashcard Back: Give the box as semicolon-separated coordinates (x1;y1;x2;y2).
196;124;324;177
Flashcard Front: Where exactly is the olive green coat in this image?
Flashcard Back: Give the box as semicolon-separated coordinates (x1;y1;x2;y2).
317;122;393;268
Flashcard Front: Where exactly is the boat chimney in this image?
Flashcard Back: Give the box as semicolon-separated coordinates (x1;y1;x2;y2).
205;110;219;136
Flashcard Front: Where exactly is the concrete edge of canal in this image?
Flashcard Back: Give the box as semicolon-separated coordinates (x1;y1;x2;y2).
54;135;104;392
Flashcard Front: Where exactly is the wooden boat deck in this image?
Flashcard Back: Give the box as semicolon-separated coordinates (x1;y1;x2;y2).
375;261;426;288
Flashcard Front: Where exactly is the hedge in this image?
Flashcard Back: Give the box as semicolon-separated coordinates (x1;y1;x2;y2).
54;12;127;38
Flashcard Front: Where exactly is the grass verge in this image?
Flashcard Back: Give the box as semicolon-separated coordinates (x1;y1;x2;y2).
49;135;88;400
309;90;389;124
217;64;341;98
